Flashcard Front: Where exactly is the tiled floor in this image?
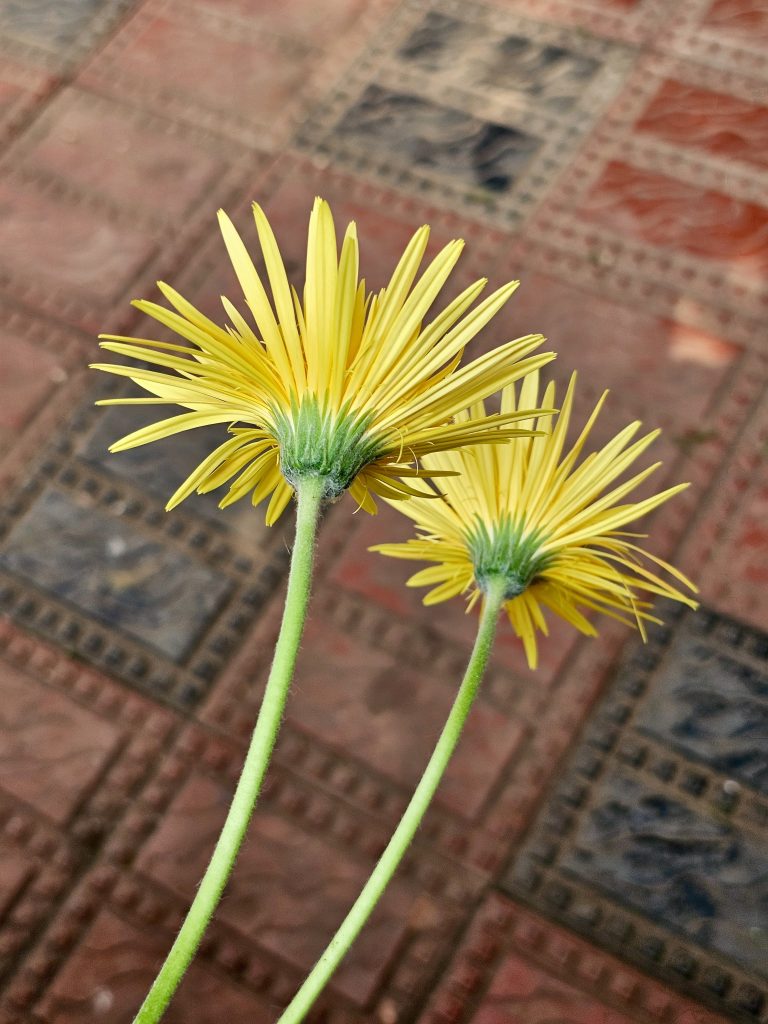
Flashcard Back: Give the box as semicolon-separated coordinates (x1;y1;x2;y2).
0;1;766;1022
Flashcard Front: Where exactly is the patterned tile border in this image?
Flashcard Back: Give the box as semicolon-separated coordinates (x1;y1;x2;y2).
0;148;258;335
496;0;673;45
294;0;638;228
522;50;768;345
658;0;768;81
0;375;291;711
419;892;730;1024
0;0;136;73
505;604;768;1022
13;719;492;1023
202;577;512;876
0;621;175;1004
0;86;245;229
77;0;373;151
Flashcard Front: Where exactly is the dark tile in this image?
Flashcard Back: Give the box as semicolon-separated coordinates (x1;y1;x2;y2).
81;406;235;520
506;609;768;1015
81;405;276;545
38;910;274;1023
482;36;599;112
636;632;768;795
334;84;541;194
398;12;599;112
563;772;768;979
0;488;230;661
0;0;109;50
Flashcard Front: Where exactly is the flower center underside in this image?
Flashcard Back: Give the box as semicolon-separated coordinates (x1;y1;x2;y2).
468;516;551;599
273;397;381;498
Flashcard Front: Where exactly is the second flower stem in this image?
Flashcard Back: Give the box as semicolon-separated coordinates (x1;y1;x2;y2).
133;474;325;1024
276;576;506;1024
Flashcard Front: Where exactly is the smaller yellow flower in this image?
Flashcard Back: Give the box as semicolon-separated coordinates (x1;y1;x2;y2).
371;372;698;668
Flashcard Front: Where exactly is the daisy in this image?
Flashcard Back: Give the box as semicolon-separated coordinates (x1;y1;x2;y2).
273;374;699;1024
103;200;552;1024
372;370;698;668
92;198;553;524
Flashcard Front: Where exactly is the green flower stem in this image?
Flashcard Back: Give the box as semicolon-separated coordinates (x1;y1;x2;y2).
276;576;507;1024
133;474;326;1024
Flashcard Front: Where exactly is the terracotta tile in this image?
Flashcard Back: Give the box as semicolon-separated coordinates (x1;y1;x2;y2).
493;270;739;435
581;161;768;285
258;169;459;293
0;177;156;307
636;79;768;170
19;89;226;220
0;0;765;1018
136;772;413;1005
0;64;51;141
469;953;642;1024
703;0;768;40
191;0;372;46
37;909;273;1023
163;163;481;348
0;661;119;826
84;12;311;137
285;614;525;817
421;894;730;1024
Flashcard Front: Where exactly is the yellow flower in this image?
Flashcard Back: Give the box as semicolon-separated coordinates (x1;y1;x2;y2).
371;371;698;668
91;198;554;524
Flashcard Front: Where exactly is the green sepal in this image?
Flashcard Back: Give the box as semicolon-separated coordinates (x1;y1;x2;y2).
272;396;381;498
467;515;551;598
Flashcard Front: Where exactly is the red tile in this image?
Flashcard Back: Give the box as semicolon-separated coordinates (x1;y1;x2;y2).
0;178;156;306
37;910;273;1023
703;0;768;40
21;90;225;220
0;662;119;826
286;615;525;817
469;953;641;1024
582;161;768;283
494;271;738;435
84;13;310;136
192;0;372;45
420;895;731;1024
135;772;413;1005
636;79;768;170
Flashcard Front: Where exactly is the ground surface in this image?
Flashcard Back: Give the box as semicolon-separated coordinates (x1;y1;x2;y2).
0;0;766;1022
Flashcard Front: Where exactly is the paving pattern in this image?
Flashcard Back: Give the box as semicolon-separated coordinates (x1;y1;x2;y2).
0;0;766;1022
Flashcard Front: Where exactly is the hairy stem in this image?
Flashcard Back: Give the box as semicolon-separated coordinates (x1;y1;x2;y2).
276;577;506;1024
134;475;326;1024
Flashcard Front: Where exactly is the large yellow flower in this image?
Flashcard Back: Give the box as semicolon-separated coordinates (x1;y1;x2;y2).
371;371;698;668
91;199;553;524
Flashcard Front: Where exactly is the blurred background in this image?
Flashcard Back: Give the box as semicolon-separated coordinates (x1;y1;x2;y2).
0;0;766;1022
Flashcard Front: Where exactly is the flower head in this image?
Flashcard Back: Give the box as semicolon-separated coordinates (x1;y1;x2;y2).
371;372;698;668
91;199;553;524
